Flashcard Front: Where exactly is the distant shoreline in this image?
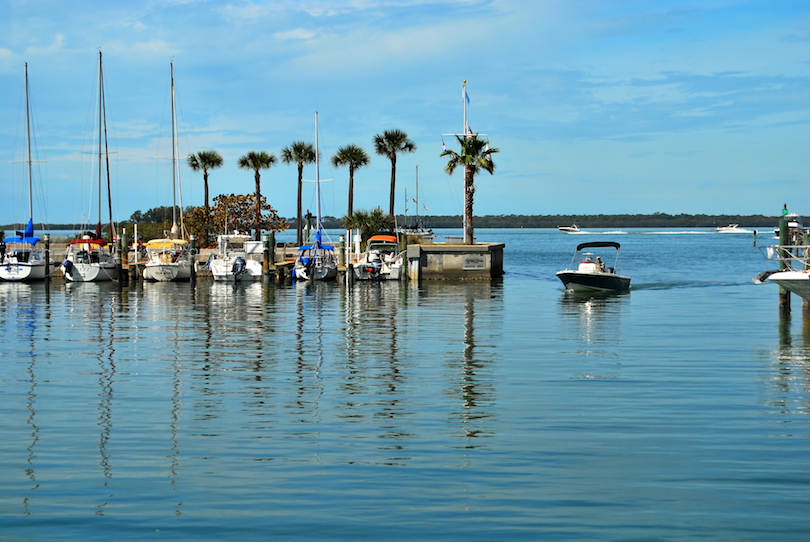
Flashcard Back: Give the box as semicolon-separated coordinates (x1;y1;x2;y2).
0;212;784;231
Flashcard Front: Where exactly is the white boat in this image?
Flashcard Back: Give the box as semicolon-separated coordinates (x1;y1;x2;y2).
756;243;810;300
208;232;263;281
63;236;117;282
773;213;805;237
556;241;631;292
558;224;580;234
0;63;51;282
352;234;403;281
63;52;118;283
142;237;192;282
142;62;191;282
715;224;752;233
293;112;338;281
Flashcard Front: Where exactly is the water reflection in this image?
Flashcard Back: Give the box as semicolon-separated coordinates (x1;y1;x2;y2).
766;309;810;433
557;291;629;379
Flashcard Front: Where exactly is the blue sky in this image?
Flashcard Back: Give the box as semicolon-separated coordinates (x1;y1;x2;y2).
1;0;808;226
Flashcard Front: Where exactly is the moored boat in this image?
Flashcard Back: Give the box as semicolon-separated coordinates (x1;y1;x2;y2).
0;64;51;282
556;241;630;292
353;234;403;281
208;232;263;281
142;237;192;282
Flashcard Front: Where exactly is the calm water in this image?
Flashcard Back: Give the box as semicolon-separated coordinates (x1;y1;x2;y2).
1;228;808;541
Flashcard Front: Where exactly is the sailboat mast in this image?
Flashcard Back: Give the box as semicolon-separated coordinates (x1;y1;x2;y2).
97;52;103;235
25;62;32;220
170;62;177;228
315;111;321;232
463;80;468;134
100;52;115;240
415;165;419;222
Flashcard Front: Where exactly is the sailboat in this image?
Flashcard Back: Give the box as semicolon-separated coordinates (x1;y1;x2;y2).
142;61;192;282
293;112;338;281
397;165;434;243
0;63;50;282
63;52;118;283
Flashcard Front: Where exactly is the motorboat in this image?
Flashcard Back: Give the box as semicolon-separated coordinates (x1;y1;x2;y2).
353;234;403;281
558;224;580;234
773;213;805;237
556;241;631;292
715;224;750;233
756;243;810;301
208;232;263;281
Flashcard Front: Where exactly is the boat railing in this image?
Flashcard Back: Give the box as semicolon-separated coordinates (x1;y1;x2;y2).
760;244;810;270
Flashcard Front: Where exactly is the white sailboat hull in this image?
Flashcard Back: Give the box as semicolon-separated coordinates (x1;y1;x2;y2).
143;262;191;282
64;262;116;282
0;260;49;282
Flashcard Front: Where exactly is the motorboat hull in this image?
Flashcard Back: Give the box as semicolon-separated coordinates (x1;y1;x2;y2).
556;270;631;292
767;270;810;302
352;264;402;281
209;258;262;282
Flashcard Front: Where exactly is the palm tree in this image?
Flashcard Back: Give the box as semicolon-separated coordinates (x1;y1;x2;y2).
343;207;395;245
331;144;370;219
441;134;499;244
237;151;277;240
281;141;317;246
187;150;223;246
373;129;416;216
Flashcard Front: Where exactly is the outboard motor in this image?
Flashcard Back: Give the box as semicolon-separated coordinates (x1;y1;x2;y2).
231;256;246;278
62;259;75;278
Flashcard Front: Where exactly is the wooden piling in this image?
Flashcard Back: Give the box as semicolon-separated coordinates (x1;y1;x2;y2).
779;214;790;312
43;234;50;280
189;235;197;283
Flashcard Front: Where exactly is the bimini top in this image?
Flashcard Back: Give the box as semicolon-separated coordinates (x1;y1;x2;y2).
576;241;620;251
367;234;398;244
68;237;107;246
3;218;40;245
145;238;189;249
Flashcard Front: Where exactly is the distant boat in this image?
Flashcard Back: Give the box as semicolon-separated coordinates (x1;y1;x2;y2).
715;224;751;233
63;52;117;283
352;234;404;281
773;213;805;237
208;232;263;282
558;224;580;234
556;241;631;292
142;62;191;282
293;112;338;281
397;166;434;243
0;63;51;282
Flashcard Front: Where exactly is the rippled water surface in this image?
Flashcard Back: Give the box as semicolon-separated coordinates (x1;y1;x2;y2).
1;228;809;540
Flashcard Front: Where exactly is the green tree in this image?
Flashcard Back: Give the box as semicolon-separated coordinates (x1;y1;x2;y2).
187;150;224;247
281;141;317;246
208;194;288;237
343;207;395;245
331;144;370;219
441;134;498;244
237;151;277;240
373;129;416;216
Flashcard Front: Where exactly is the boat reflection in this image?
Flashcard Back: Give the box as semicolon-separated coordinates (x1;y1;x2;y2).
765;310;810;434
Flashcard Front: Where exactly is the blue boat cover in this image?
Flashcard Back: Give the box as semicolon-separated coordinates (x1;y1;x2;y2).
3;218;40;245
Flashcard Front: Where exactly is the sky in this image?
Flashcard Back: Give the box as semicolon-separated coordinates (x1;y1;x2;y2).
0;0;809;227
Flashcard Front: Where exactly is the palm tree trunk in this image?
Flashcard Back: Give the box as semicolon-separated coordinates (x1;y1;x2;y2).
389;155;397;216
348;166;355;218
464;167;475;244
204;170;210;247
296;163;304;246
255;170;261;241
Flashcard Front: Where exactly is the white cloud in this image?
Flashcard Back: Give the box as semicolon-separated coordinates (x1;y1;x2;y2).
25;34;64;55
274;28;320;42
